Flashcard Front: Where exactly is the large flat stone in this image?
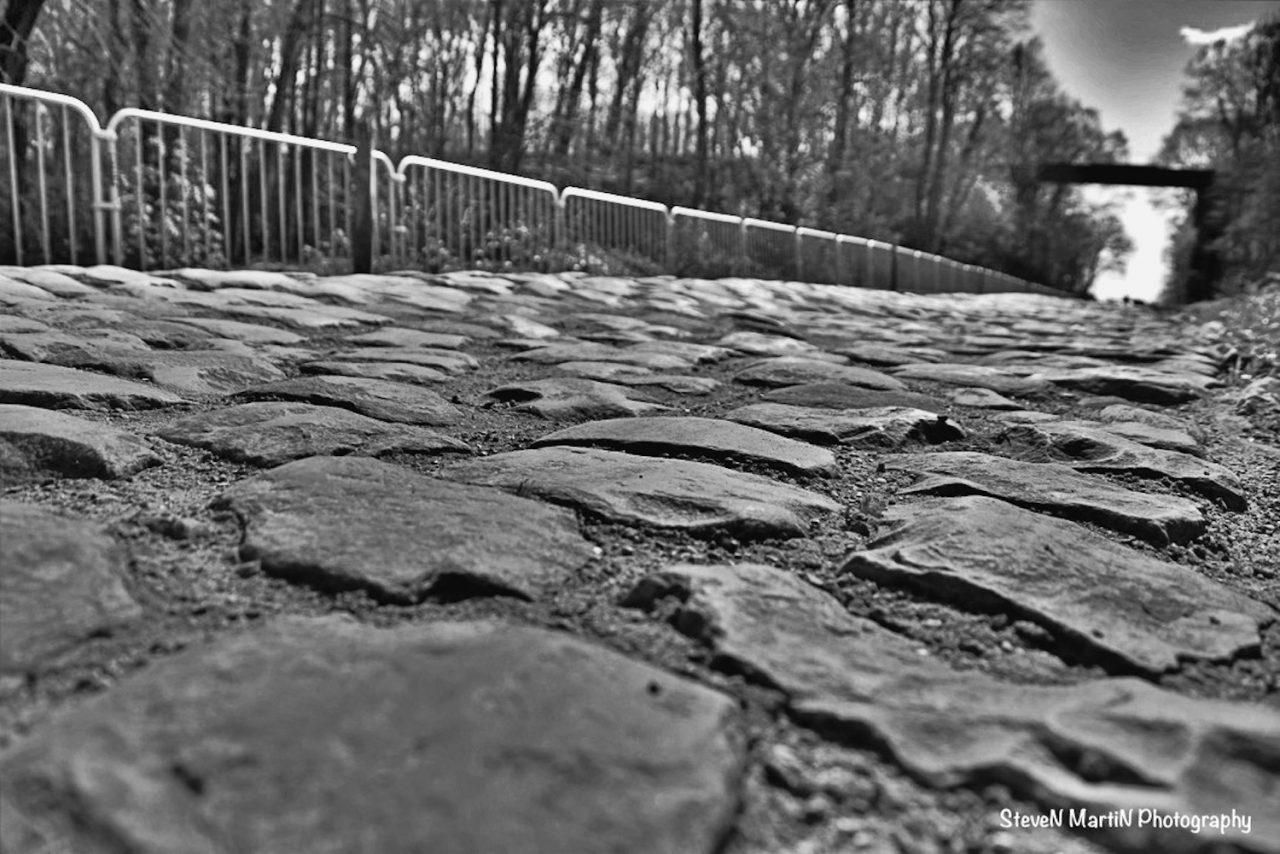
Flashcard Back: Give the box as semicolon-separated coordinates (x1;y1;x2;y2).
0;405;160;482
0;359;185;410
232;375;460;425
346;327;469;349
1040;365;1215;404
168;317;306;345
300;359;448;384
222;303;391;329
0;502;141;674
761;382;946;412
885;451;1204;545
485;377;668;420
0;329;152;365
891;363;1050;396
0;617;744;854
511;341;692;370
842;496;1270;673
532;416;836;477
555;361;721;395
323;346;478;374
156;401;468;466
1081;417;1203;456
624;562;1280;854
216;456;591;602
717;330;827;358
735;357;907;391
1000;421;1245;510
442;446;838;540
725;403;964;448
98;350;287;395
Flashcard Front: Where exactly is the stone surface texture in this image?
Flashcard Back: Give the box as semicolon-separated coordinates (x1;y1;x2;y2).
216;456;593;602
0;264;1272;854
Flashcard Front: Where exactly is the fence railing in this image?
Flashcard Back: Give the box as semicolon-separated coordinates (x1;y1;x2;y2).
0;83;1062;296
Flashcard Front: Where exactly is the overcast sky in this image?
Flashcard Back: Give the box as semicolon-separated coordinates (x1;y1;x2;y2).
1028;0;1280;301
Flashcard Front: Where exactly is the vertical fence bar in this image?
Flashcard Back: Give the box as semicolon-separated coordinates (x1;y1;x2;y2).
179;126;191;263
276;143;286;263
62;105;77;262
5;96;22;265
218;135;229;265
35;104;49;262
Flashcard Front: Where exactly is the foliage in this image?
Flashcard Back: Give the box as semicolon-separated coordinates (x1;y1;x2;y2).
15;0;1135;290
1159;12;1280;302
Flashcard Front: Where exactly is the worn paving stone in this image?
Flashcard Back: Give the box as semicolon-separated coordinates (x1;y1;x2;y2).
1000;421;1246;510
0;616;744;854
233;375;460;425
95;350;288;396
156;401;469;466
0;404;160;483
510;341;693;371
485;377;668;420
0;329;152;365
300;359;448;385
216;456;591;602
0;276;57;302
442;446;838;540
734;357;907;391
323;346;478;374
760;382;946;412
169;317;306;345
885;450;1205;545
1075;418;1203;456
532;416;836;477
725;403;964;448
947;386;1021;409
222;303;391;329
345;327;469;349
0;502;141;675
717;330;827;358
0;266;97;297
0;358;185;410
623;562;1278;854
842;496;1271;673
1040;365;1216;404
554;361;720;394
891;362;1050;396
834;343;945;367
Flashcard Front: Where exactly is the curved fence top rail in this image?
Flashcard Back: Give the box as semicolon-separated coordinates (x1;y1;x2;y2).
670;206;741;225
0;82;103;132
561;186;668;213
743;216;795;233
105;107;357;154
396;154;559;195
797;226;838;240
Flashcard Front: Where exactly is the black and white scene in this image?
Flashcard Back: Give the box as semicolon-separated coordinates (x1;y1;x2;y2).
0;0;1277;850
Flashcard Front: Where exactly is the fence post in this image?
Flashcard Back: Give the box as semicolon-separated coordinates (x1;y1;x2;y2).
352;122;373;273
554;191;566;272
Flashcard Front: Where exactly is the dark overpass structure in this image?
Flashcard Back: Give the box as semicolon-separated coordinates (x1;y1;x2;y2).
1037;163;1219;302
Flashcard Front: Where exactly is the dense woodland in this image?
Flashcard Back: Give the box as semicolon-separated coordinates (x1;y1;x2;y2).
1159;13;1280;302
0;0;1265;297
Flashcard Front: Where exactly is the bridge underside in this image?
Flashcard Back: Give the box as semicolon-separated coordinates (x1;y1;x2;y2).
1037;163;1214;190
1036;163;1219;303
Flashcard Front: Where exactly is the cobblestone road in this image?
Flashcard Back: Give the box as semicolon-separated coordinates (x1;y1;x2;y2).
1;264;1277;853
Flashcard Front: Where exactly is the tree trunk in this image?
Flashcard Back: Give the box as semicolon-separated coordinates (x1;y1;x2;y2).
0;0;45;84
689;0;709;205
265;0;314;133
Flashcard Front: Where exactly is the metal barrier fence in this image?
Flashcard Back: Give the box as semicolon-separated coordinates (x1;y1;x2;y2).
1;83;1061;296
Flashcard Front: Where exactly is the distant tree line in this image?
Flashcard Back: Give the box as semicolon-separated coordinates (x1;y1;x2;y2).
1159;12;1280;302
4;0;1136;294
